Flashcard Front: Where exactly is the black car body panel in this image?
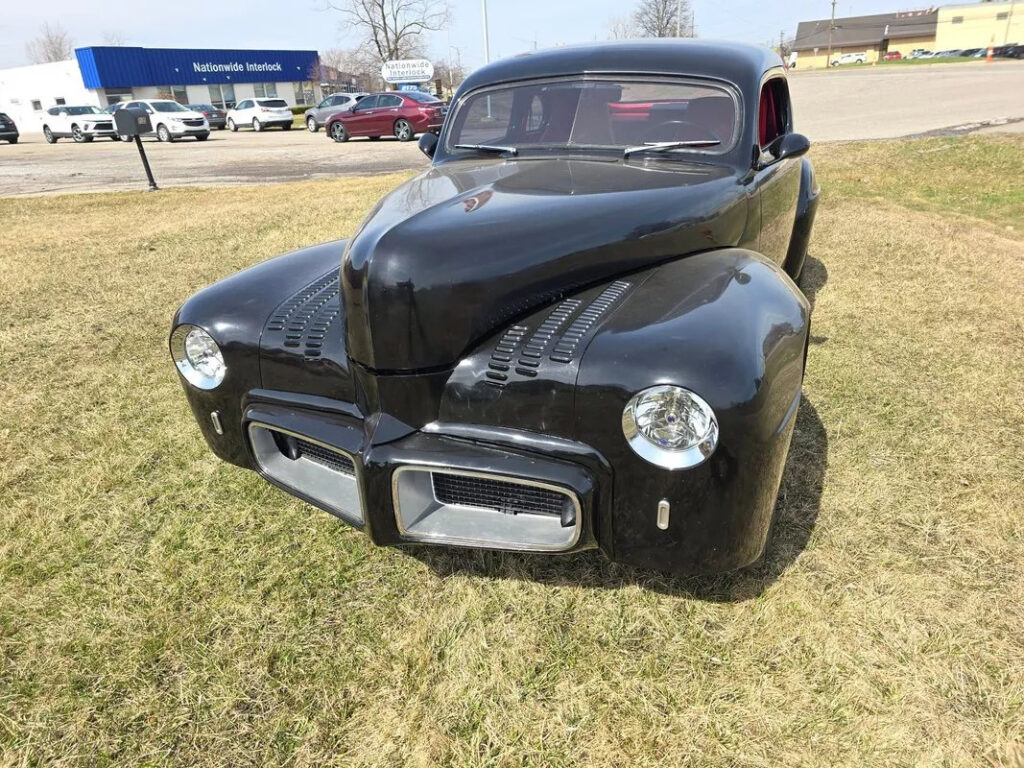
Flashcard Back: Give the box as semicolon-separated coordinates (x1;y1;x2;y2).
171;41;819;574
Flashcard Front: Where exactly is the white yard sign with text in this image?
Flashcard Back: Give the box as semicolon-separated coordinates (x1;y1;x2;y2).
381;59;435;84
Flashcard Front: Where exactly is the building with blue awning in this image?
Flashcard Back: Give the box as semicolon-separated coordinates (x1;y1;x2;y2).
0;46;323;130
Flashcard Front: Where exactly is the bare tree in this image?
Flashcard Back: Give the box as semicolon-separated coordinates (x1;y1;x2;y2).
316;46;383;91
328;0;448;64
101;30;128;46
432;58;465;96
25;22;74;64
607;16;638;40
633;0;694;38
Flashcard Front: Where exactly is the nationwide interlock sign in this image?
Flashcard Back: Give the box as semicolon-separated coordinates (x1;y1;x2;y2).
381;59;435;84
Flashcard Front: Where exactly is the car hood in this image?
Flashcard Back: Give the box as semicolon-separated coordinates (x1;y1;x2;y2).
341;156;751;372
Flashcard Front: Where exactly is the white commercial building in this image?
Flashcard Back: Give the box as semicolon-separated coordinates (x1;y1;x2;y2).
0;46;322;131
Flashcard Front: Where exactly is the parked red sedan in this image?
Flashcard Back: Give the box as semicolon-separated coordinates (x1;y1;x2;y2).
883;51;903;60
325;91;445;143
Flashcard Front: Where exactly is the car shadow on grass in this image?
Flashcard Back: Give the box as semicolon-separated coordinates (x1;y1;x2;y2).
407;256;831;602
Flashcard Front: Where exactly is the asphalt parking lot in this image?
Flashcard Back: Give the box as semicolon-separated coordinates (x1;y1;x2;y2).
2;60;1022;197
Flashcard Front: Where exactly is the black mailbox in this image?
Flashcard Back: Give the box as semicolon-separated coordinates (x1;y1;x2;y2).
114;107;152;138
115;107;158;191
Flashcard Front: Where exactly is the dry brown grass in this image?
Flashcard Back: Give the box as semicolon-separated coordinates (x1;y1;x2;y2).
1;138;1022;767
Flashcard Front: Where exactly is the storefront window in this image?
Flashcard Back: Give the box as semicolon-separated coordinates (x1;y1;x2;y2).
171;85;188;104
208;84;236;109
293;81;315;105
253;82;278;98
105;87;132;106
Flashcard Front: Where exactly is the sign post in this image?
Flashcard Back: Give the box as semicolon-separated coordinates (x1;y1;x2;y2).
114;108;159;191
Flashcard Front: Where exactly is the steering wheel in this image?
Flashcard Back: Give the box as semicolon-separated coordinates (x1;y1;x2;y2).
640;120;719;144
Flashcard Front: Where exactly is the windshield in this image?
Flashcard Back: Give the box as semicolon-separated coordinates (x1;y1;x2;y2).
190;104;215;111
447;77;737;155
257;99;288;108
405;91;441;104
65;106;104;115
152;101;189;113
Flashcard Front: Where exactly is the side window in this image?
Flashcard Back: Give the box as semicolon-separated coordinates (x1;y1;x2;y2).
47;107;60;116
356;95;379;110
758;78;790;149
381;95;403;108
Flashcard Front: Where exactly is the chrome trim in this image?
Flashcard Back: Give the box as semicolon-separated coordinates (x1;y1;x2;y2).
169;324;226;390
657;498;670;530
210;410;224;435
246;421;364;526
621;385;719;470
392;465;582;552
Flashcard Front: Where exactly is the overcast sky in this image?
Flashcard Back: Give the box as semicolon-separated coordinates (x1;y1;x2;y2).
0;0;915;71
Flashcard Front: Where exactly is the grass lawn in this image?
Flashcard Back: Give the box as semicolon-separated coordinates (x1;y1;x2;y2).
1;136;1022;766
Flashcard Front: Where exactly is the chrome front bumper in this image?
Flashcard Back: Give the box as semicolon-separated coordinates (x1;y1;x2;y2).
241;401;596;555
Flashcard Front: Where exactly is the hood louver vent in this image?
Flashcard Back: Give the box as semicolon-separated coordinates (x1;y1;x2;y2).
265;271;341;360
484;281;632;388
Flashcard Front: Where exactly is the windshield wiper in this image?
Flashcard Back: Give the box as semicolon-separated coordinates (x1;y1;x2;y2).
623;140;720;158
454;143;519;156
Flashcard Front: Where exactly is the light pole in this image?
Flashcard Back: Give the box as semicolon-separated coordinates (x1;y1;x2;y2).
481;0;491;64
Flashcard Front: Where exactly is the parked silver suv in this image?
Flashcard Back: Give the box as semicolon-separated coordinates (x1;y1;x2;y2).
303;92;368;132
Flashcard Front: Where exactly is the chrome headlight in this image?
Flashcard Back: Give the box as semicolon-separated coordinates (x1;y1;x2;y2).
622;385;718;469
170;325;226;390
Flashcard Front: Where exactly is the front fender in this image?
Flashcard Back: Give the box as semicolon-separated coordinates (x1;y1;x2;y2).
575;248;809;572
171;240;347;466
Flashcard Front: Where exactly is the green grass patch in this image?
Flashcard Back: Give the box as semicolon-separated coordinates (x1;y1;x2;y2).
1;138;1023;766
816;135;1024;235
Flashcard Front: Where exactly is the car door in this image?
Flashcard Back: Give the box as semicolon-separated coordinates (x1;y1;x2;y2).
316;94;342;123
376;94;404;135
46;107;66;135
752;77;801;267
345;95;379;136
234;100;252;123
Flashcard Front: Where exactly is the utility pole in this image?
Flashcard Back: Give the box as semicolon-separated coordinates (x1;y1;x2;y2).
481;0;491;64
826;0;837;67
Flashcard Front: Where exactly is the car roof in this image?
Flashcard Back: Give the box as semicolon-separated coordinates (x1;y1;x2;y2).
458;40;782;96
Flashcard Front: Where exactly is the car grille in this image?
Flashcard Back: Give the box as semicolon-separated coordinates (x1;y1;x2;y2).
183;118;205;127
95;121;113;130
432;472;567;517
294;437;354;475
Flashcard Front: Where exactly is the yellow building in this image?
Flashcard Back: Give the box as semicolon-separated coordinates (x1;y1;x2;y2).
935;2;1023;49
792;8;938;70
792;1;1022;70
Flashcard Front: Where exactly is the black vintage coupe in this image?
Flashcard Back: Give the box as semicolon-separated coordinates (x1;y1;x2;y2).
170;41;819;574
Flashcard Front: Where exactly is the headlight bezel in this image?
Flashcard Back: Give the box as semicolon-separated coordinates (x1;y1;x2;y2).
621;385;719;470
170;324;226;390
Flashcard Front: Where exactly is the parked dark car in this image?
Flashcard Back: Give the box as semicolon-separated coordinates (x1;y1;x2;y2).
170;41;819;574
187;103;227;129
325;90;444;142
0;112;18;144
